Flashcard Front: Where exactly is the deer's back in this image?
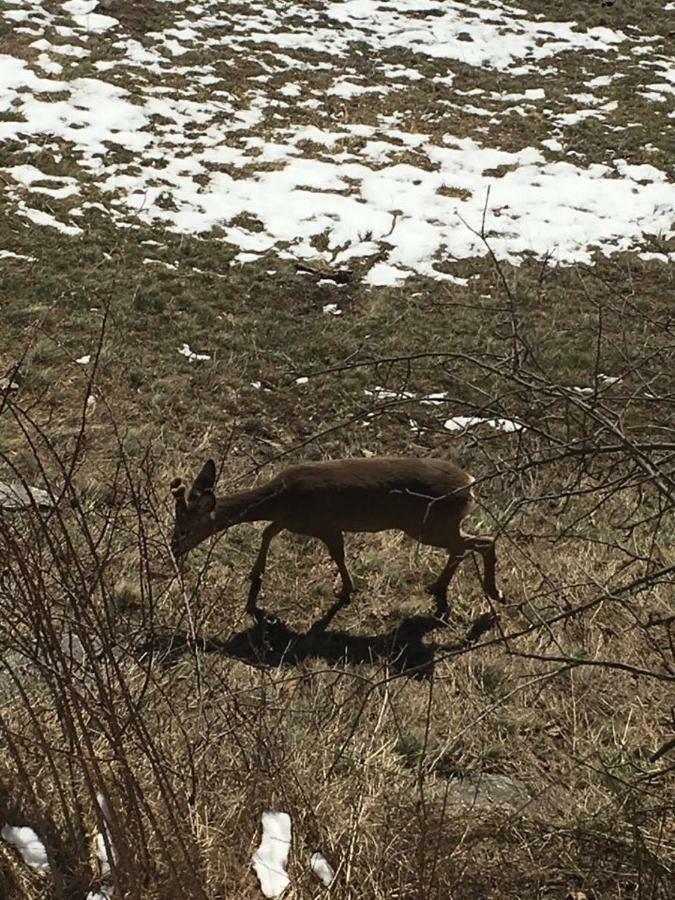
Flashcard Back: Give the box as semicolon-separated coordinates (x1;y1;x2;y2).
265;457;473;535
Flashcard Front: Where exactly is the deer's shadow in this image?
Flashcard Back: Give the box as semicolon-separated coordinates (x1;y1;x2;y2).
136;598;496;680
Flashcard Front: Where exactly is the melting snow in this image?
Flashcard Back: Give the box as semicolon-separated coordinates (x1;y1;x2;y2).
252;811;291;899
0;0;673;279
0;481;55;510
1;825;50;872
63;0;118;33
310;851;335;887
308;1;627;71
444;416;523;433
94;792;116;882
0;250;36;262
178;343;211;362
19;205;82;236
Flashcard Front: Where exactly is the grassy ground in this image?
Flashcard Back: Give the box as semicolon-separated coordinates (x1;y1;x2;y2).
1;1;674;898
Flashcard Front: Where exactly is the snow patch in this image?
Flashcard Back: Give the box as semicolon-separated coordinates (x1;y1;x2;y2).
179;343;211;362
19;205;82;236
1;0;672;282
64;0;118;32
0;250;36;262
94;792;117;882
444;416;523;433
1;825;49;872
252;811;291;899
310;851;335;887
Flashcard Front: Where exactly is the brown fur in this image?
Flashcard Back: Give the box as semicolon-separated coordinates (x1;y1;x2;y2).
170;457;503;618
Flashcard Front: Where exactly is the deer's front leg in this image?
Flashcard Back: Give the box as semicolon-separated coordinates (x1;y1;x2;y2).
246;522;283;615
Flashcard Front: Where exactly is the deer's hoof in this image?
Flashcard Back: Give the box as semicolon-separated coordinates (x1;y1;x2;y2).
434;607;451;625
426;582;447;602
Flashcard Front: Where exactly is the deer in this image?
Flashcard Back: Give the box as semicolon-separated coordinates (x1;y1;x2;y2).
169;456;504;620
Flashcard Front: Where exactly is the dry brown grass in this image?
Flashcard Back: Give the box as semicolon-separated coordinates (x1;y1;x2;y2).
1;202;673;895
1;304;673;897
1;1;674;896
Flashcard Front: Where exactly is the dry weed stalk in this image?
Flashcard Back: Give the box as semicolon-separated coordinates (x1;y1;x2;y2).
0;282;673;898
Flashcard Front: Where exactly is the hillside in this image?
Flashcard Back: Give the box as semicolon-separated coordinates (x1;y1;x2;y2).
1;1;674;898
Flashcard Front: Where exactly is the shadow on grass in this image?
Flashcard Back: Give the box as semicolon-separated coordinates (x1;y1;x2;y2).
136;600;496;680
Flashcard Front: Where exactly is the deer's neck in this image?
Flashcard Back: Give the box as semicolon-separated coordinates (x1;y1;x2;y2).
213;485;278;530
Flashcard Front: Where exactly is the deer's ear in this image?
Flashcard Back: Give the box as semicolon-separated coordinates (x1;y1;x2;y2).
170;478;188;522
190;459;217;497
197;490;216;515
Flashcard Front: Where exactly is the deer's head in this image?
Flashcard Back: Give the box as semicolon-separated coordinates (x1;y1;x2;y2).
170;459;218;558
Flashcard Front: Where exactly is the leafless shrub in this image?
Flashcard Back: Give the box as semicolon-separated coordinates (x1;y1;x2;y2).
0;283;673;899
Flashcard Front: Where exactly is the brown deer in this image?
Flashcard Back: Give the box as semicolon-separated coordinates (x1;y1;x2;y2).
170;457;503;619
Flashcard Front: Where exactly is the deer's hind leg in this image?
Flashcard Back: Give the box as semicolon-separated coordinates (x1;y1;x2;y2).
318;530;354;605
460;532;503;603
424;523;503;614
427;552;463;616
406;518;464;614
